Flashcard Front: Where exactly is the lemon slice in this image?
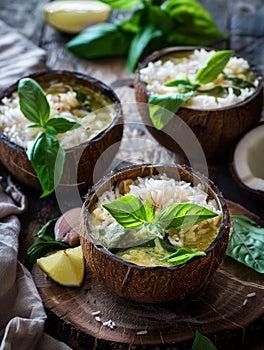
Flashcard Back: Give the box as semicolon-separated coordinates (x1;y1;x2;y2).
37;245;85;287
43;1;111;34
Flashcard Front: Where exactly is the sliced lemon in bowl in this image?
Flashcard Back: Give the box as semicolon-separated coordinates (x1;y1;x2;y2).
43;0;111;34
37;245;85;287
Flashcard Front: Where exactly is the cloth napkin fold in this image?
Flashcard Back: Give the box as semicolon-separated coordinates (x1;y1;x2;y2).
0;177;72;350
0;18;72;350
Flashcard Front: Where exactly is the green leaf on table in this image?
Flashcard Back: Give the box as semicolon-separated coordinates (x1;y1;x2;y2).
45;117;81;134
157;203;218;230
34;217;58;241
194;50;233;85
191;330;217;350
161;247;206;265
119;6;147;33
66;23;133;58
162;0;226;45
18;78;50;125
26;217;69;266
148;91;194;130
26;240;69;266
227;215;264;274
102;195;150;230
100;0;141;10
27;132;65;198
127;25;162;73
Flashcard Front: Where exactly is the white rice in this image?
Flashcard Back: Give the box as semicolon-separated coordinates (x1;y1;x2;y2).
0;89;115;149
90;174;221;253
140;48;257;109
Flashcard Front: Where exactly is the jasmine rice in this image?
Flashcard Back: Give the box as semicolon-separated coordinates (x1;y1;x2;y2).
140;48;258;109
89;174;221;267
0;81;115;149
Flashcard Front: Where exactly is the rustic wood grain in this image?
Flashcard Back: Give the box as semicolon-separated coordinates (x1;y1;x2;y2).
32;200;264;350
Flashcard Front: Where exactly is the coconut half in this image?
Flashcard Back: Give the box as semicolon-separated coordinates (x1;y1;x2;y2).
232;122;264;195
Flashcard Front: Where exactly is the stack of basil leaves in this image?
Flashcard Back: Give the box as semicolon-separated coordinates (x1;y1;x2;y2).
66;0;226;73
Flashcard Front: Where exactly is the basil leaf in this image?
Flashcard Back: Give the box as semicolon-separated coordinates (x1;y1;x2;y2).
27;132;65;198
127;25;162;73
148;91;194;130
25;240;69;266
164;79;195;91
159;237;178;253
118;7;147;33
192;330;217;350
145;198;155;221
194;50;233;85
18;78;50;125
196;86;229;98
66;23;133;58
222;73;256;89
157;203;218;230
161;247;206;265
102;195;149;230
100;0;141;10
110;237;156;253
45;117;81;134
162;0;226;45
28;124;42;129
34;217;58;241
227;215;264;274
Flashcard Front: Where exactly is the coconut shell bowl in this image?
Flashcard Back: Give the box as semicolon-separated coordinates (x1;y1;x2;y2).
231;121;264;201
80;164;230;303
134;47;263;160
0;70;123;194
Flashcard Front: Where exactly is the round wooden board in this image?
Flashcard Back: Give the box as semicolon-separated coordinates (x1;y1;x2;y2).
32;201;264;350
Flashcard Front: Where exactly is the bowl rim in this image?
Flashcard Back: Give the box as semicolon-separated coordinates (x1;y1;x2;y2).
0;69;123;153
135;45;263;112
230;120;264;197
82;163;230;271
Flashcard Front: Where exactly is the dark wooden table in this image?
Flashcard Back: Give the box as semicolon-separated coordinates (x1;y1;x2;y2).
0;1;263;349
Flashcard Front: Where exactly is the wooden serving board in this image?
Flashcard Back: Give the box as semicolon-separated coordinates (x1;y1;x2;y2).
32;201;264;350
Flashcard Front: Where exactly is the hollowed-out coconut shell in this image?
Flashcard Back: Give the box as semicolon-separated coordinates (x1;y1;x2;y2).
80;164;230;303
230;121;264;201
134;47;263;160
0;70;123;193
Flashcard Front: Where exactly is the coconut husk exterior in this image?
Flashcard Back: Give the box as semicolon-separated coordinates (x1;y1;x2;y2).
0;70;123;193
80;164;230;303
134;47;263;160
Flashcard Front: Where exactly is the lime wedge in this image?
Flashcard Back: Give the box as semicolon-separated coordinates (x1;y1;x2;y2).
43;0;111;34
37;245;85;287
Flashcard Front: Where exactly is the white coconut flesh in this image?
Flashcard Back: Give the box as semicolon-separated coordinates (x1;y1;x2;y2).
233;124;264;191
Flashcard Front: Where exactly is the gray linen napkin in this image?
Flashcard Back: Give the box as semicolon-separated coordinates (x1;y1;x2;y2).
0;177;72;350
0;18;72;350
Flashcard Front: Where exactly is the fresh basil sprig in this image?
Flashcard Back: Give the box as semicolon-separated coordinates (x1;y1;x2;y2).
102;194;218;233
25;218;69;266
18;78;81;198
102;194;218;265
66;0;226;73
148;50;234;130
160;247;206;264
227;215;264;274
